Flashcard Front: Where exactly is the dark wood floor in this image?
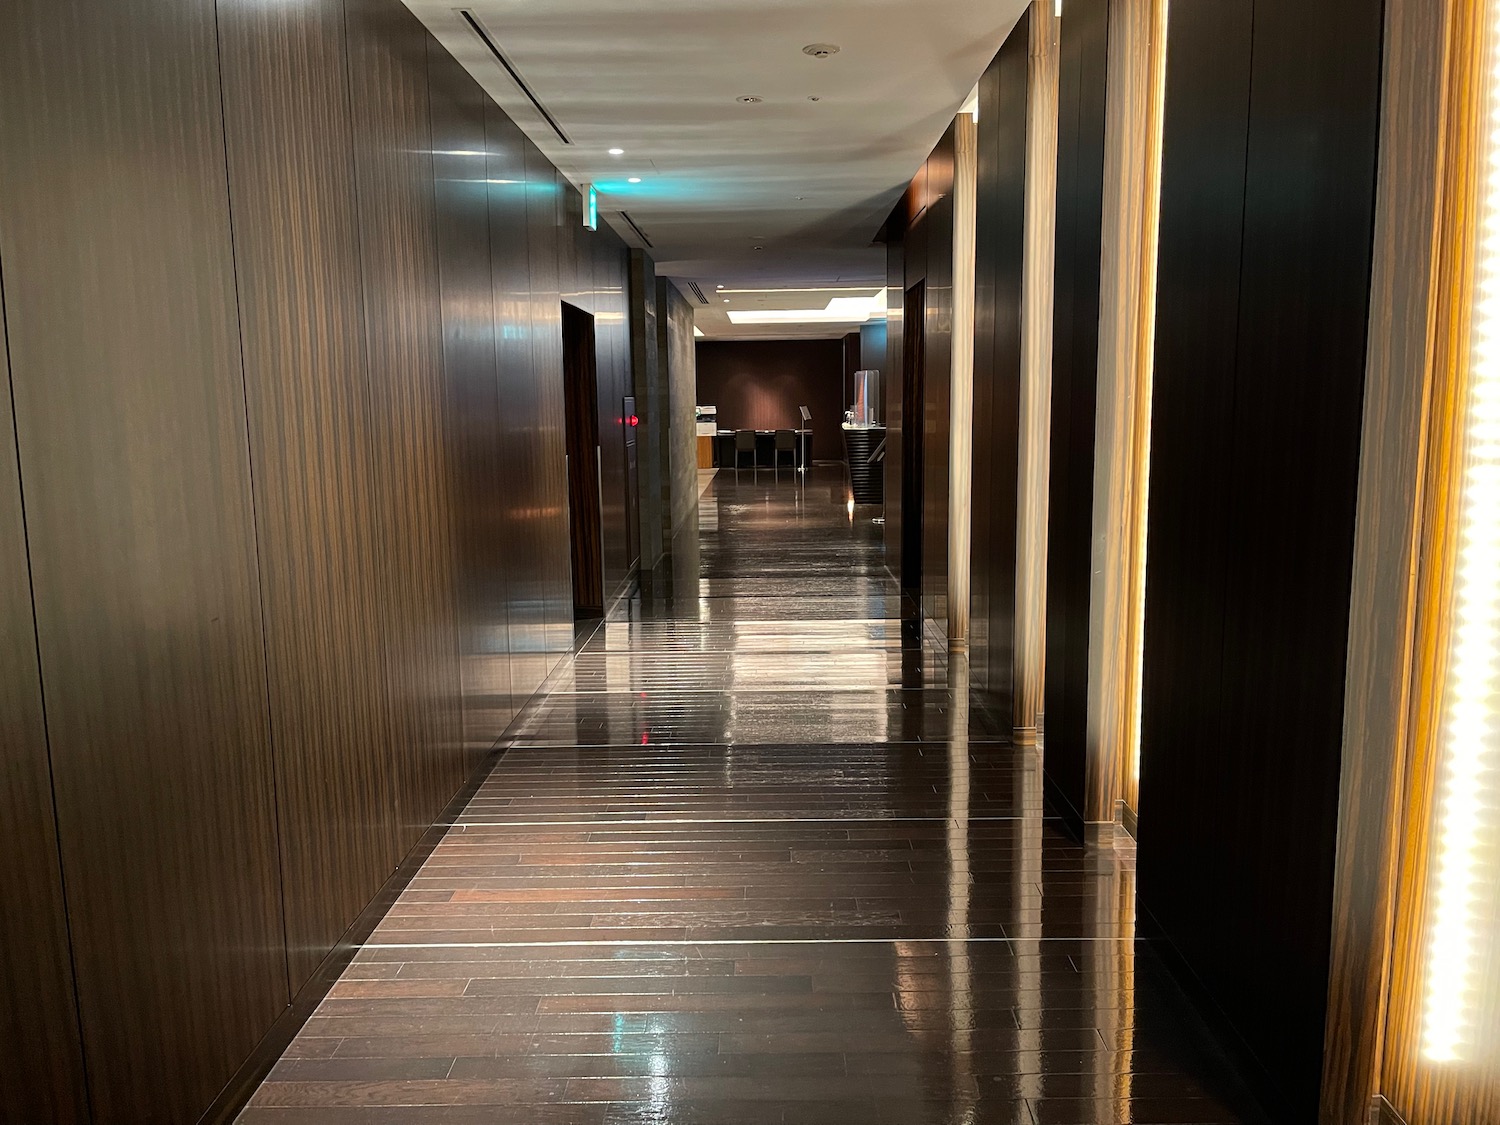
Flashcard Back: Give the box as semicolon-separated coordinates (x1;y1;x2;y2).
239;465;1269;1124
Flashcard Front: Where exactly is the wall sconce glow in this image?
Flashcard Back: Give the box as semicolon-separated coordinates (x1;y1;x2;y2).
1422;5;1500;1063
583;184;599;232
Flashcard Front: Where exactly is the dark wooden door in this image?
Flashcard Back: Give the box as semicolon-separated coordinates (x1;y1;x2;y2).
901;282;926;594
563;303;603;616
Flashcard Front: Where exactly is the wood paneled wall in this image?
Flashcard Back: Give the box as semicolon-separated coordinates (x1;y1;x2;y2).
1043;0;1111;834
949;115;978;650
1015;2;1060;738
1084;0;1168;827
1137;0;1385;1115
0;1;643;1119
884;125;957;632
0;290;90;1125
660;280;701;544
969;11;1032;718
0;2;290;1119
1320;0;1450;1118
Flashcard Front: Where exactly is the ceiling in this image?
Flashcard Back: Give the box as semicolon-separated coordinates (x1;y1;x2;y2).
403;0;1028;339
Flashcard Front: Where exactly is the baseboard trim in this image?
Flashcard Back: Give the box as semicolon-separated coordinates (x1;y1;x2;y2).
1119;799;1138;838
198;732;520;1124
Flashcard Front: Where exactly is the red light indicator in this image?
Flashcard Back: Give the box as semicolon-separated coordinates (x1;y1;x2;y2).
628;414;640;427
640;731;650;745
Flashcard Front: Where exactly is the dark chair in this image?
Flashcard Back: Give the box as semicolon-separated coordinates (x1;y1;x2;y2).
733;429;757;480
773;429;797;480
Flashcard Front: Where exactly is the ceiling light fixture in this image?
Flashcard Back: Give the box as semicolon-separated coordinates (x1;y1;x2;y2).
802;43;841;58
628;177;642;184
737;95;763;104
718;286;879;295
727;290;888;326
608;147;625;156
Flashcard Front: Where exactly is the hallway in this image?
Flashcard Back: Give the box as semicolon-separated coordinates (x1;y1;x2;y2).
239;467;1266;1125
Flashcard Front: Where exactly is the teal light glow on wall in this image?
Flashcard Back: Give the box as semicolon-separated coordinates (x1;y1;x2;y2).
584;184;599;231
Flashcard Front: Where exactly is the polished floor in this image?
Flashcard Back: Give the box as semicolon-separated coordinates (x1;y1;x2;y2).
239;465;1269;1124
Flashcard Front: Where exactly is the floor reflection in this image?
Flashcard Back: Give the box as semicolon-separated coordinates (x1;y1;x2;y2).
240;465;1270;1125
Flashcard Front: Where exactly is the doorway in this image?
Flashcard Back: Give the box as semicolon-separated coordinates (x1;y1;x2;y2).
900;281;926;595
562;303;604;617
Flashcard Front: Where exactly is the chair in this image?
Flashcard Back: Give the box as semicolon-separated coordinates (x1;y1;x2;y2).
733;429;757;480
773;429;797;481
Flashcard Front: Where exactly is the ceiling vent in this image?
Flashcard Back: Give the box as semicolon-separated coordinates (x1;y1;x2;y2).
618;212;654;249
802;43;841;58
687;282;710;305
458;11;572;145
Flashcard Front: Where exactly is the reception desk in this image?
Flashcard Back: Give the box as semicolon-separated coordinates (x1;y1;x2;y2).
843;424;884;504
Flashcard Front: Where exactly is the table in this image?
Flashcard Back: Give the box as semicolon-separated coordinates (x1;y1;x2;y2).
712;430;813;470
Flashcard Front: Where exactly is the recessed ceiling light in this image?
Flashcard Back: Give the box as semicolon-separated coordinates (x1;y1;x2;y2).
608;147;625;156
723;298;731;304
802;43;841;58
808;96;822;102
628;177;643;184
737;95;763;104
754;246;765;252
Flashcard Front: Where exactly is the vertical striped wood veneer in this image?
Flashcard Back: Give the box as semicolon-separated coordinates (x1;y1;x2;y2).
1015;0;1060;739
1082;0;1168;825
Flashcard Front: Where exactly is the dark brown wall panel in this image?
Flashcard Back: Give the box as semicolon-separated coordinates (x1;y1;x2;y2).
593;229;636;598
428;45;515;765
694;340;847;461
0;2;288;1120
524;149;573;665
484;99;542;707
922;188;956;628
345;0;465;848
970;17;1030;719
0;301;89;1125
218;0;400;992
1137;0;1384;1114
1042;0;1109;832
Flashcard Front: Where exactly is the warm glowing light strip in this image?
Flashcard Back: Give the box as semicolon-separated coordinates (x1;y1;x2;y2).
1128;0;1170;790
1422;0;1500;1064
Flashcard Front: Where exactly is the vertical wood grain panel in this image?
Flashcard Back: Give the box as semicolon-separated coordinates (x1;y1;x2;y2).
949;115;978;651
345;0;465;848
1085;0;1168;825
0;285;89;1125
1138;0;1384;1113
971;12;1032;725
594;231;636;601
922;133;956;633
970;53;1002;694
1321;0;1451;1119
428;42;516;764
218;0;400;993
1375;3;1500;1121
526;151;572;667
1016;1;1060;739
0;2;289;1119
484;99;540;706
1043;0;1110;833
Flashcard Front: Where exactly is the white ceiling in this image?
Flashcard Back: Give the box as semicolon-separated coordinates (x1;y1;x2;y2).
404;0;1027;338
